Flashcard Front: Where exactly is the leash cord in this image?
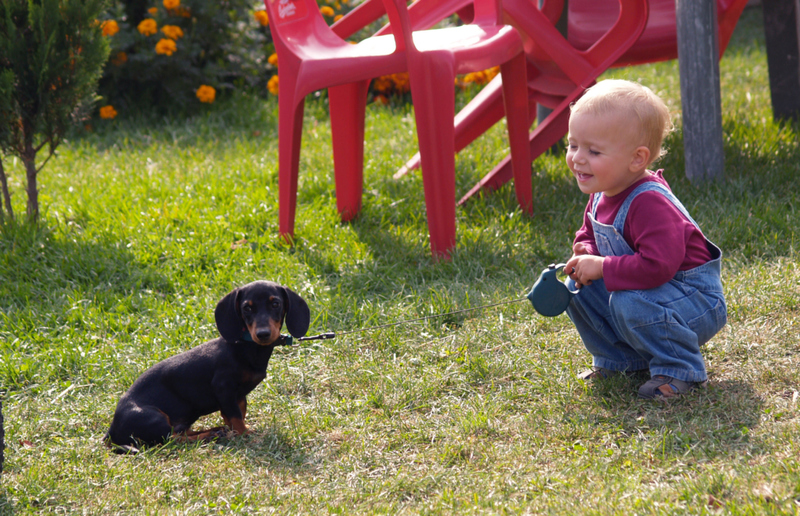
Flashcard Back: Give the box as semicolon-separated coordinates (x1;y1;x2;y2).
295;296;528;342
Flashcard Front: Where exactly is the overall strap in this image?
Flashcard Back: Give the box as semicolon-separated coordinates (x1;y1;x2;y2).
611;181;701;234
590;192;602;217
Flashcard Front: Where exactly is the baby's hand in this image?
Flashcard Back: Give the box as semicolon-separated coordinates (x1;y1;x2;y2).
565;254;604;288
572;242;590;256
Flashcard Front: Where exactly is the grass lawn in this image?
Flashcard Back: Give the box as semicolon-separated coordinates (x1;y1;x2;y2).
1;6;798;514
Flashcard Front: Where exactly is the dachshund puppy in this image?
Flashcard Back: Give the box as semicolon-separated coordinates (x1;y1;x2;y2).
106;281;309;452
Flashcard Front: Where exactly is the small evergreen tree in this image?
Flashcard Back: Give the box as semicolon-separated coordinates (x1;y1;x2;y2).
0;0;109;222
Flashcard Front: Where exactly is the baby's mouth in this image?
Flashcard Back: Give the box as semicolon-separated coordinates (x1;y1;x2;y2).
575;172;592;182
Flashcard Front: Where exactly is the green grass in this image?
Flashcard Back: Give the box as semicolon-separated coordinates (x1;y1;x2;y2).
1;6;799;514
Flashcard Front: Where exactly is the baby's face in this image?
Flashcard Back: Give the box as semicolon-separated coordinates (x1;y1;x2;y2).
566;111;646;197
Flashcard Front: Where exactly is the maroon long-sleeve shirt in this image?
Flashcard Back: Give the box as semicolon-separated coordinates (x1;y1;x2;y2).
573;170;712;291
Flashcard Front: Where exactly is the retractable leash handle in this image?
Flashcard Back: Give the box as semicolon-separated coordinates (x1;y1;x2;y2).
527;263;580;317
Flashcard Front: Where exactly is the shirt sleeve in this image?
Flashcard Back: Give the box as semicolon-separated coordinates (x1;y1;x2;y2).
602;191;692;291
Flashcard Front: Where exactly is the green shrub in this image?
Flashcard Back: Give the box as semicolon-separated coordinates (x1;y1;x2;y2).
94;0;498;116
97;0;276;111
0;0;110;222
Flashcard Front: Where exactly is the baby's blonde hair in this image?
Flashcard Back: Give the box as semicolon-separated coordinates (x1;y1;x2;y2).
570;80;672;166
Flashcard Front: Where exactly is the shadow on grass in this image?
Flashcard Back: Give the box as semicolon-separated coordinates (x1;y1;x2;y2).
0;222;171;389
585;376;763;459
102;422;310;471
0;493;11;516
69;92;279;153
0;221;171;299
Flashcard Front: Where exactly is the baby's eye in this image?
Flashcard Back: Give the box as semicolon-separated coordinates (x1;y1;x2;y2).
589;150;600;156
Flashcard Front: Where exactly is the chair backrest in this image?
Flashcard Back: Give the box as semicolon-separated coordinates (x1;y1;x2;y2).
567;0;750;67
263;0;343;55
503;0;647;88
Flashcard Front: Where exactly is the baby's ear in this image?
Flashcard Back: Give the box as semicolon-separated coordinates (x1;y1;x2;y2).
629;145;651;172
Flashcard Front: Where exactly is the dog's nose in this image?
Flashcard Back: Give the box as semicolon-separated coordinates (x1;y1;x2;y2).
255;329;272;342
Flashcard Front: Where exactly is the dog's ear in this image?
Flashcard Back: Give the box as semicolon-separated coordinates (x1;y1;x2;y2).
215;287;243;343
282;286;310;338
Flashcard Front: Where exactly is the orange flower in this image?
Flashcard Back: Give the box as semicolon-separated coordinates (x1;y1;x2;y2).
148;7;158;14
390;73;410;93
155;38;177;55
267;75;279;96
161;25;184;40
268;53;278;66
137;19;157;36
373;94;389;105
163;0;180;9
254;10;269;26
373;76;393;93
319;5;334;17
334;14;343;22
101;20;119;37
111;51;128;66
196;85;216;103
99;105;118;119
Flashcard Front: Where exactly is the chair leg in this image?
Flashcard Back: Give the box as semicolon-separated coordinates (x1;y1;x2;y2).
458;92;573;205
329;81;369;222
278;92;306;241
396;74;539;179
500;52;533;215
408;54;457;258
395;77;505;178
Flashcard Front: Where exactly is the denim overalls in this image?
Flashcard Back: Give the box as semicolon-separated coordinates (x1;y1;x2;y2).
565;181;727;383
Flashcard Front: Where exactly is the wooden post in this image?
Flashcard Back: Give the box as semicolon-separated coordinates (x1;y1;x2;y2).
762;0;800;121
676;0;725;181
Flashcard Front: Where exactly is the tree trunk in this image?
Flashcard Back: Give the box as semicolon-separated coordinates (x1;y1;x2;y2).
0;159;13;221
0;399;4;474
22;146;38;222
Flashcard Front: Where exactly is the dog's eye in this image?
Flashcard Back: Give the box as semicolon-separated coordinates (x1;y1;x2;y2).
271;300;281;308
242;305;253;314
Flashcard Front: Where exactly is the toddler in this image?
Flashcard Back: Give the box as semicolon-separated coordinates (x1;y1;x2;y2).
563;79;727;399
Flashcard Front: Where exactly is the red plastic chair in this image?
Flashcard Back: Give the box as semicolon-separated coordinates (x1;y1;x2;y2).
451;0;748;204
331;0;476;39
394;0;648;206
569;0;748;68
264;0;530;258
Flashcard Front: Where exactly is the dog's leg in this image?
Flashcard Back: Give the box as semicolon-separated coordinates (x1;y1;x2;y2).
182;426;226;437
174;427;227;442
221;399;249;436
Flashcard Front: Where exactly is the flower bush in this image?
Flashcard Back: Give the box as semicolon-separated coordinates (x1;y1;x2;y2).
98;0;278;111
96;0;502;117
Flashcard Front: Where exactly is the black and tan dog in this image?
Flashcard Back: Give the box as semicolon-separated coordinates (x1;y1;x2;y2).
105;281;309;451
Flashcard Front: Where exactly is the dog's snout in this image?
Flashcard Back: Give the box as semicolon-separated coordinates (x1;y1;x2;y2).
255;329;273;342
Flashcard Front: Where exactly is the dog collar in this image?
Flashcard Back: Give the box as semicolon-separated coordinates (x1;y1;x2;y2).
239;330;293;346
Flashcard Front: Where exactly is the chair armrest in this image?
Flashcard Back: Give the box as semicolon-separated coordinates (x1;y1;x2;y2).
472;0;503;25
379;0;415;53
375;0;474;36
330;0;386;39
